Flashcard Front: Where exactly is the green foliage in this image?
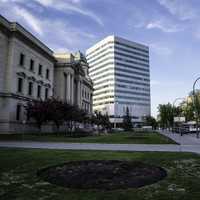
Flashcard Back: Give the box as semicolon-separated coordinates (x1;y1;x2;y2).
0;148;199;200
123;107;133;131
0;132;177;144
157;91;200;128
145;116;158;130
26;98;111;132
93;111;112;131
157;103;174;128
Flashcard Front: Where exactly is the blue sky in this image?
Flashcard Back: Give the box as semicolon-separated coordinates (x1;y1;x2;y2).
1;0;200;117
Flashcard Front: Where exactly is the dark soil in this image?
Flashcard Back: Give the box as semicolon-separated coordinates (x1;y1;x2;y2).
37;160;167;190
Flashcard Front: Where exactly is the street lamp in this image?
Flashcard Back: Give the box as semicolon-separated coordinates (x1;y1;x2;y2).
193;77;200;138
172;98;185;134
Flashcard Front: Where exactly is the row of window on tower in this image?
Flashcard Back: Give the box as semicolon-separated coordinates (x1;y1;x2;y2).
17;77;49;99
82;89;91;100
19;53;50;80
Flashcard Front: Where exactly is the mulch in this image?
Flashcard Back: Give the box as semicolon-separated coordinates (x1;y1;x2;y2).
37;160;167;190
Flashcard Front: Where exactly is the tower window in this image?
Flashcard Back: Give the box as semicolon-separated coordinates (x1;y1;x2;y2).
38;64;43;75
46;69;49;79
30;59;34;71
28;82;33;96
16;105;21;121
17;78;23;93
19;53;25;66
37;85;41;98
45;88;49;99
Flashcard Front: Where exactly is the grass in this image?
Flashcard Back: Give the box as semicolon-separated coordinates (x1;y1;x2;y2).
0;131;177;144
0;148;200;199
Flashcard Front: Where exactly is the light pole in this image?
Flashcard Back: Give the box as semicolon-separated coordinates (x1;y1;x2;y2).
193;77;200;138
172;98;185;134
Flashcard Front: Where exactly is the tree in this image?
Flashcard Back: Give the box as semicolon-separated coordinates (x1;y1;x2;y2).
46;98;65;131
122;107;133;131
157;103;174;129
101;113;112;131
25;100;50;130
145;116;158;130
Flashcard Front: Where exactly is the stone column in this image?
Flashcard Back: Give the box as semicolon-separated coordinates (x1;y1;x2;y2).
77;80;82;108
79;80;82;108
64;73;67;101
71;75;74;104
67;73;71;103
76;80;80;106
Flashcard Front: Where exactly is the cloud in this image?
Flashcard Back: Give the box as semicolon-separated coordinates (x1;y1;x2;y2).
40;19;96;51
33;0;104;26
13;6;43;35
151;80;184;87
0;0;97;52
146;20;183;33
157;0;198;20
149;43;172;56
151;80;161;86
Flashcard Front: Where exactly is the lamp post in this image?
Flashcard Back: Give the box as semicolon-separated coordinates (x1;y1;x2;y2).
193;77;200;138
172;98;185;134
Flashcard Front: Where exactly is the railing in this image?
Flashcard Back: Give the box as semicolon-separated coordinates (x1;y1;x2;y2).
172;126;199;135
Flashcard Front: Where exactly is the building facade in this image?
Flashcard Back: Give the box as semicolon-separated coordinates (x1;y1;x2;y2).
0;15;93;133
54;52;93;113
86;35;151;126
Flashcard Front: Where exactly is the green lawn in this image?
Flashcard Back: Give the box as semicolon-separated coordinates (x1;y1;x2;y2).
0;132;177;144
0;148;200;200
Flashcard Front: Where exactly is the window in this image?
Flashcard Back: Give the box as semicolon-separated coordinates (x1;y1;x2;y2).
38;64;43;75
16;105;21;121
46;69;49;79
17;78;23;93
26;110;30;121
19;53;25;66
37;85;41;98
30;59;34;71
45;88;49;99
28;82;33;96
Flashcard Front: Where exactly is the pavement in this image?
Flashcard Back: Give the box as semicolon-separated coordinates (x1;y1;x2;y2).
0;131;200;154
159;129;200;145
0;141;181;152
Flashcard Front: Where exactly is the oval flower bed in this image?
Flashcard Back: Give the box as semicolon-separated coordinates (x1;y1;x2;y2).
38;160;167;190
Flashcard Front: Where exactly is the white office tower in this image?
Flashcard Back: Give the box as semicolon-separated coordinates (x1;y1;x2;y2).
86;36;150;126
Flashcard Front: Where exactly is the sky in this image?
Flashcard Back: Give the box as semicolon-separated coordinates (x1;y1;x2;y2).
1;0;200;117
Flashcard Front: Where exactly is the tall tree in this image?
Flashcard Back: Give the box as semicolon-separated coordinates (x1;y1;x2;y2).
157;103;173;128
145;116;158;130
123;107;133;131
46;98;65;130
25;100;50;130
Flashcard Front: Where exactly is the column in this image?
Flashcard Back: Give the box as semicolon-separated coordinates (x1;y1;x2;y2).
77;80;80;107
64;73;67;101
67;73;71;103
77;80;82;108
80;81;82;108
71;75;74;104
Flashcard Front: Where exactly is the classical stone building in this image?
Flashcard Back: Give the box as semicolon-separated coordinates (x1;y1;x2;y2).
0;15;93;133
54;52;93;113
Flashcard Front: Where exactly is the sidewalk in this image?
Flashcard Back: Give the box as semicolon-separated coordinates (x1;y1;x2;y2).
1;131;200;154
0;141;181;152
159;130;200;145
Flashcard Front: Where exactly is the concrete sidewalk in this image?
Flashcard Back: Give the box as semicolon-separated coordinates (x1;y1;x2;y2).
159;130;200;145
1;131;200;154
0;141;195;153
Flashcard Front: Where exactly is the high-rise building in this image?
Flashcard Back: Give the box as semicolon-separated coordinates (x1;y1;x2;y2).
86;35;150;126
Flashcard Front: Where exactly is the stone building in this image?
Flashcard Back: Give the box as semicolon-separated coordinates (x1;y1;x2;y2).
0;15;93;133
54;52;93;113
